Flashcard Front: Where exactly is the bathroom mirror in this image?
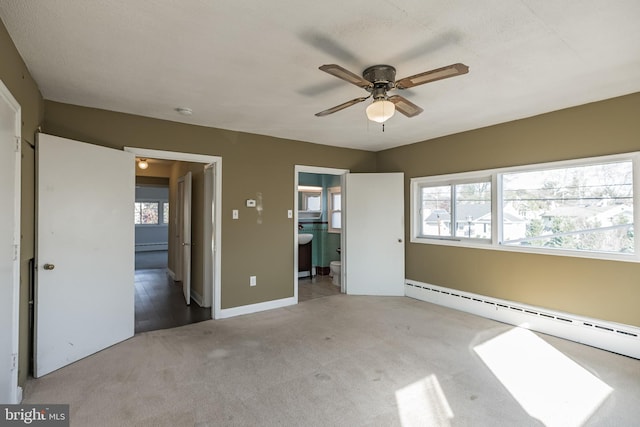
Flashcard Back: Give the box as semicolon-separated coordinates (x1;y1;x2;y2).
298;185;322;219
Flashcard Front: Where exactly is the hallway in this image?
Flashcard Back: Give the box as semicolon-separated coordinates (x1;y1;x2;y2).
134;251;210;333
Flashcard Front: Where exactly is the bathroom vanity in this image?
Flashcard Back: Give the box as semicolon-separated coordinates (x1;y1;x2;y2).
298;241;312;276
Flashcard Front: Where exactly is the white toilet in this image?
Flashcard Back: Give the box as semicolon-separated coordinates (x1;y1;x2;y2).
329;261;341;286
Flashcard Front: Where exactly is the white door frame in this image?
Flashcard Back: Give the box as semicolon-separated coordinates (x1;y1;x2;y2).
125;148;222;319
177;172;192;305
0;80;21;403
294;165;349;302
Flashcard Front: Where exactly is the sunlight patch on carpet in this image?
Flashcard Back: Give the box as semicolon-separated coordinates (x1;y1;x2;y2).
395;374;454;427
474;327;612;427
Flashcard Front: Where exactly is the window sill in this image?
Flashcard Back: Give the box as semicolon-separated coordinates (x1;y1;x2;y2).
410;236;639;263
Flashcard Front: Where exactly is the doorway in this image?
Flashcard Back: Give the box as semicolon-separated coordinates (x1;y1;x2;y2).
294;166;348;303
125;148;222;320
133;171;209;333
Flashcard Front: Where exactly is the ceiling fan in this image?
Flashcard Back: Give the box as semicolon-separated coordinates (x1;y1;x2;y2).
315;62;469;123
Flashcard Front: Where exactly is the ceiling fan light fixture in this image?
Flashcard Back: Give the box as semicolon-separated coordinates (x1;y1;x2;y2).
366;99;395;123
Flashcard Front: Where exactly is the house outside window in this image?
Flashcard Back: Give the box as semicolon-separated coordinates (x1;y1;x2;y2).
418;181;492;241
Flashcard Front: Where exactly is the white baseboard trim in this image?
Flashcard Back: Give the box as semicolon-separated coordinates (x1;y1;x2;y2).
218;297;296;319
191;289;204;307
16;385;22;404
167;269;176;281
135;243;168;252
405;279;640;359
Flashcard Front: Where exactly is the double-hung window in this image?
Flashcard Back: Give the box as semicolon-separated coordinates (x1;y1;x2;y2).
328;186;342;233
411;152;638;262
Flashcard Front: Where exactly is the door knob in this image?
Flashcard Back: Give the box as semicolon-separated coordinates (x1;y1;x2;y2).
43;263;55;270
398;238;403;243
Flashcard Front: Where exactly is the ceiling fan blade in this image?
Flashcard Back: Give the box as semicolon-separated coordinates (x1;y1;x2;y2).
315;96;369;117
319;64;372;89
388;95;424;118
395;63;469;89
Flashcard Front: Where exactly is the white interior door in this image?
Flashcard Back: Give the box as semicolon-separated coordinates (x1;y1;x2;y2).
0;82;20;403
345;173;405;296
35;134;134;378
178;172;192;305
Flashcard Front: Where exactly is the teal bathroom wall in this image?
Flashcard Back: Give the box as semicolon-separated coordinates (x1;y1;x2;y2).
298;173;341;270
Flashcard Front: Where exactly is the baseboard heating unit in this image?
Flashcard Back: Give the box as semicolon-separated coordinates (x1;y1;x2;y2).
405;280;639;359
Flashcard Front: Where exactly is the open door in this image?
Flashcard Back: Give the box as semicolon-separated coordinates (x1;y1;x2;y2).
178;172;192;305
35;134;134;377
345;173;405;296
0;81;20;403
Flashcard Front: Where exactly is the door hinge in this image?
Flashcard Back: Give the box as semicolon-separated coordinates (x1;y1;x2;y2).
15;136;20;152
11;353;18;371
14;244;19;261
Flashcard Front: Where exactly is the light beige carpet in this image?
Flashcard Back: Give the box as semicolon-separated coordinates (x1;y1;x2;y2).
24;295;640;426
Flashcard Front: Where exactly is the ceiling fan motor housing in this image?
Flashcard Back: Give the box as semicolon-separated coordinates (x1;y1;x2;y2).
363;65;396;97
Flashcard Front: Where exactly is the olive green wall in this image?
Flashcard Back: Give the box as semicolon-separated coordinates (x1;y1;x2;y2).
43;101;377;309
376;92;640;327
1;18;44;387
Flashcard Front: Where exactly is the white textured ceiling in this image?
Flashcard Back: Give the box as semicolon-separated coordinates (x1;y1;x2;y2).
1;1;639;151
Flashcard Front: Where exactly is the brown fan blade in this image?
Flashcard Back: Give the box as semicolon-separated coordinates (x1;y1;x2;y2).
395;63;469;89
315;97;369;117
319;64;373;89
388;95;424;118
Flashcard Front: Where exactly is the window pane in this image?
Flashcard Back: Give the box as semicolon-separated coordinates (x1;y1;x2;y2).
420;185;451;236
455;182;492;239
331;212;341;229
332;193;341;209
163;202;169;224
306;195;321;211
134;202;142;224
140;202;159;224
501;161;633;253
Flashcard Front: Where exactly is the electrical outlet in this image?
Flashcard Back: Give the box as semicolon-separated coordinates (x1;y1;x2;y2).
250;276;256;287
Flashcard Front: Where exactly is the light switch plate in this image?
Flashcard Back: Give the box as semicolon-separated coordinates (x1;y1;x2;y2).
287;209;293;218
246;199;256;208
232;209;239;219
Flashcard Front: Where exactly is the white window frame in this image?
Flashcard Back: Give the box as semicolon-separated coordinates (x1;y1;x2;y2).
134;199;170;225
415;176;492;242
328;186;341;233
410;152;640;263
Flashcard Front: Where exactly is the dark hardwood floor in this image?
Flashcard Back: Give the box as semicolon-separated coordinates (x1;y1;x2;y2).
134;251;211;333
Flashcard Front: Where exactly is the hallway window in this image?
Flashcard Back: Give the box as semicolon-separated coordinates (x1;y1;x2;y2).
134;202;159;224
162;202;169;224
